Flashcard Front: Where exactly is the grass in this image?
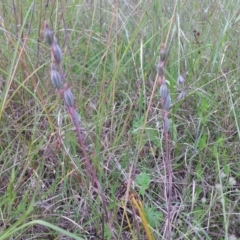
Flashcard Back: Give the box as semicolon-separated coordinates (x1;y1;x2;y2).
1;0;240;239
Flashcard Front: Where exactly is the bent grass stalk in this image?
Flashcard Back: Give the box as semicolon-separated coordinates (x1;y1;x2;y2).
44;21;116;239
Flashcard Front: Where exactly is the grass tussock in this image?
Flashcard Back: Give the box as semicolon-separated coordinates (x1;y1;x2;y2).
1;0;240;239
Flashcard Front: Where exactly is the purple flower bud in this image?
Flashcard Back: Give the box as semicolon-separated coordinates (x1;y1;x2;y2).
177;89;187;100
52;38;62;64
51;69;62;89
44;23;54;46
160;48;167;62
160;83;168;99
177;75;185;85
64;89;74;107
163;93;171;111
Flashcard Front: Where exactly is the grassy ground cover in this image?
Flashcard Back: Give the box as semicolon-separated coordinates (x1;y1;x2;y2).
0;1;240;239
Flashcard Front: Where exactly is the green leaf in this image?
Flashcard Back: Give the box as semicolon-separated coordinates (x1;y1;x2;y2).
104;223;112;240
199;134;207;150
193;205;203;220
145;206;163;228
196;162;203;181
145;128;160;147
136;172;150;196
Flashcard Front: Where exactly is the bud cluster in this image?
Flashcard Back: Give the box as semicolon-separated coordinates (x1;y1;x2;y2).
44;22;80;126
157;44;171;133
44;22;110;227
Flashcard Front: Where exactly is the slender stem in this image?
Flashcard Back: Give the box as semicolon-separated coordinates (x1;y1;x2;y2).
162;106;172;240
66;98;117;240
159;56;172;240
57;63;67;85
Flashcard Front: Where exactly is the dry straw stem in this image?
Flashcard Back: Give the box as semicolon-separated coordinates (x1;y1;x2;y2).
121;200;136;239
130;193;154;240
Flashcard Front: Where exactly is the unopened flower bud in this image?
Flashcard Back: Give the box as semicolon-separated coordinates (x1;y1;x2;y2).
160;48;167;62
64;89;74;107
157;61;164;77
44;23;54;46
160;83;168;99
177;75;185;85
177;89;187;100
51;69;62;89
163;93;171;111
52;38;62;64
